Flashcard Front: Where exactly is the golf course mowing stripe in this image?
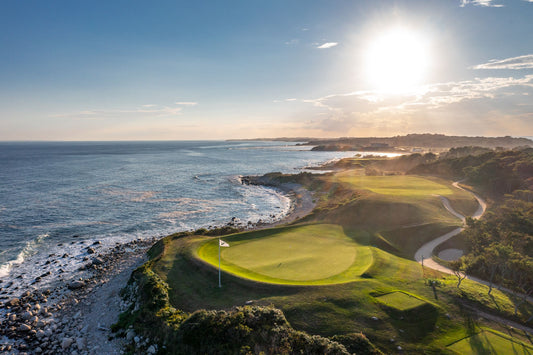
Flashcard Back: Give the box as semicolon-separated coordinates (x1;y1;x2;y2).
196;224;373;285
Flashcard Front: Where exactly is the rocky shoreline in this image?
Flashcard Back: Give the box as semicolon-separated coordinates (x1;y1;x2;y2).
0;238;155;354
0;179;314;354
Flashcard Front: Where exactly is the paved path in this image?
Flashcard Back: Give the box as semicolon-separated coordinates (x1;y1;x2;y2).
414;182;486;273
414;183;533;304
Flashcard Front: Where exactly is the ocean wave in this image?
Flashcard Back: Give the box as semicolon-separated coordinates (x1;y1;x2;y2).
0;233;49;278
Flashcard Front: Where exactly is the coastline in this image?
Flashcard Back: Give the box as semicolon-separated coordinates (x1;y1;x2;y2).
0;179;314;354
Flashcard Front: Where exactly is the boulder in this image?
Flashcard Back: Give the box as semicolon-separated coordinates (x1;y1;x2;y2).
19;324;32;332
61;337;74;349
36;329;45;339
92;257;104;265
76;337;86;350
21;311;33;320
6;298;19;307
68;280;85;290
126;329;136;341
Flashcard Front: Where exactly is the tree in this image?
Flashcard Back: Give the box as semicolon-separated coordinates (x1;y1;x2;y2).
507;257;533;316
450;259;467;289
483;244;512;295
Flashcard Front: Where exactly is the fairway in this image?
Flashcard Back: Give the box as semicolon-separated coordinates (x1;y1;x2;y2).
447;329;533;354
375;291;427;311
196;224;373;285
334;174;453;197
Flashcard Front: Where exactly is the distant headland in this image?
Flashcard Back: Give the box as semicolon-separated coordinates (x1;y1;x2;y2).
228;133;533;152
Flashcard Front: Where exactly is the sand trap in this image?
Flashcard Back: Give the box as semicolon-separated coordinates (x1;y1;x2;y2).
438;248;463;261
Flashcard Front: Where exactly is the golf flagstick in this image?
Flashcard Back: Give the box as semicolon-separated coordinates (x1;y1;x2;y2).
218;238;229;288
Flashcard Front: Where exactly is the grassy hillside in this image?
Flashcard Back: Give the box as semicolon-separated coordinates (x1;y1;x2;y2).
116;170;533;354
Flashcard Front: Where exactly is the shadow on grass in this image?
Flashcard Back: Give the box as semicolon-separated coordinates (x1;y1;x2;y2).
166;244;303;312
489;293;502;312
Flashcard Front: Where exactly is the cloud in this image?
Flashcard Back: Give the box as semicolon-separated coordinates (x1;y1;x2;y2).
460;0;504;7
285;39;299;46
280;74;533;135
472;54;533;70
175;101;198;106
316;42;338;49
51;104;188;120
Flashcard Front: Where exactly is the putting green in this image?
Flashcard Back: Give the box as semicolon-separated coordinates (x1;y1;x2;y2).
196;224;373;285
447;329;533;354
334;174;453;197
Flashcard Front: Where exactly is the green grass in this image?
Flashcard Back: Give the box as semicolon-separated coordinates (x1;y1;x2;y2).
375;291;427;311
378;223;460;258
143;231;533;354
196;224;373;285
334;174;453;197
447;329;533;354
128;171;532;354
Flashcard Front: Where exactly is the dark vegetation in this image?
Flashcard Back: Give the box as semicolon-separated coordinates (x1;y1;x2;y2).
305;133;532;150
414;148;533;309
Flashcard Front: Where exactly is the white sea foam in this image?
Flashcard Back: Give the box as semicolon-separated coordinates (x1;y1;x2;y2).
0;233;49;278
0;141;353;296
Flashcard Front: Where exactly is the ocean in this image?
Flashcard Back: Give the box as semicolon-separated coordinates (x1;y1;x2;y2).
0;140;398;296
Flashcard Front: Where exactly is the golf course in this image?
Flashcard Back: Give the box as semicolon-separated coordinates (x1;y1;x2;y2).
197;224;372;284
120;171;533;354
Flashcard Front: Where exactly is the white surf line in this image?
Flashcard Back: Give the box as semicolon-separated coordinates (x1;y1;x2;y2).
414;182;486;274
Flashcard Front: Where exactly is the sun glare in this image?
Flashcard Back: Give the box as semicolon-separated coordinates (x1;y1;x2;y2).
364;27;430;94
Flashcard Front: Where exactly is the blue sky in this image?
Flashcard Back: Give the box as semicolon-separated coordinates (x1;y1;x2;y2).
1;0;532;140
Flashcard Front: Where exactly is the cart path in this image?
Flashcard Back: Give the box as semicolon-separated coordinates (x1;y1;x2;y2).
414;182;486;272
414;182;533;303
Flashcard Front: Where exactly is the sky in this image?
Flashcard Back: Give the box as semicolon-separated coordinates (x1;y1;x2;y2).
0;0;532;141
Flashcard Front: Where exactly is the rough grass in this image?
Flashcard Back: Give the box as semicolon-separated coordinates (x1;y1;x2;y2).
196;224;373;285
447;328;533;354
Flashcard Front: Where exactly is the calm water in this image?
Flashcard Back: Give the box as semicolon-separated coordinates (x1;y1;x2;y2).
1;140;388;293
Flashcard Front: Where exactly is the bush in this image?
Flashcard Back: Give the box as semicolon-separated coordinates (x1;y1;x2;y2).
331;333;384;355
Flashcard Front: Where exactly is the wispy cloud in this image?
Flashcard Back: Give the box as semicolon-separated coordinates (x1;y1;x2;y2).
51;104;188;120
175;101;198;106
278;74;533;135
285;39;299;46
461;0;504;7
317;42;338;49
472;54;533;70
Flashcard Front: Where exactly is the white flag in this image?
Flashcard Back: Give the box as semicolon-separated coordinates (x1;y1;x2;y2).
219;239;229;247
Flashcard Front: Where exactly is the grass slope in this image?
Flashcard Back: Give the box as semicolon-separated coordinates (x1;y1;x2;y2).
447;329;533;354
124;171;533;354
196;224;373;284
334;174;453;197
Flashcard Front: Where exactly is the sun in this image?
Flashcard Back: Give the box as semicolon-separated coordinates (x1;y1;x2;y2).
364;27;430;94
